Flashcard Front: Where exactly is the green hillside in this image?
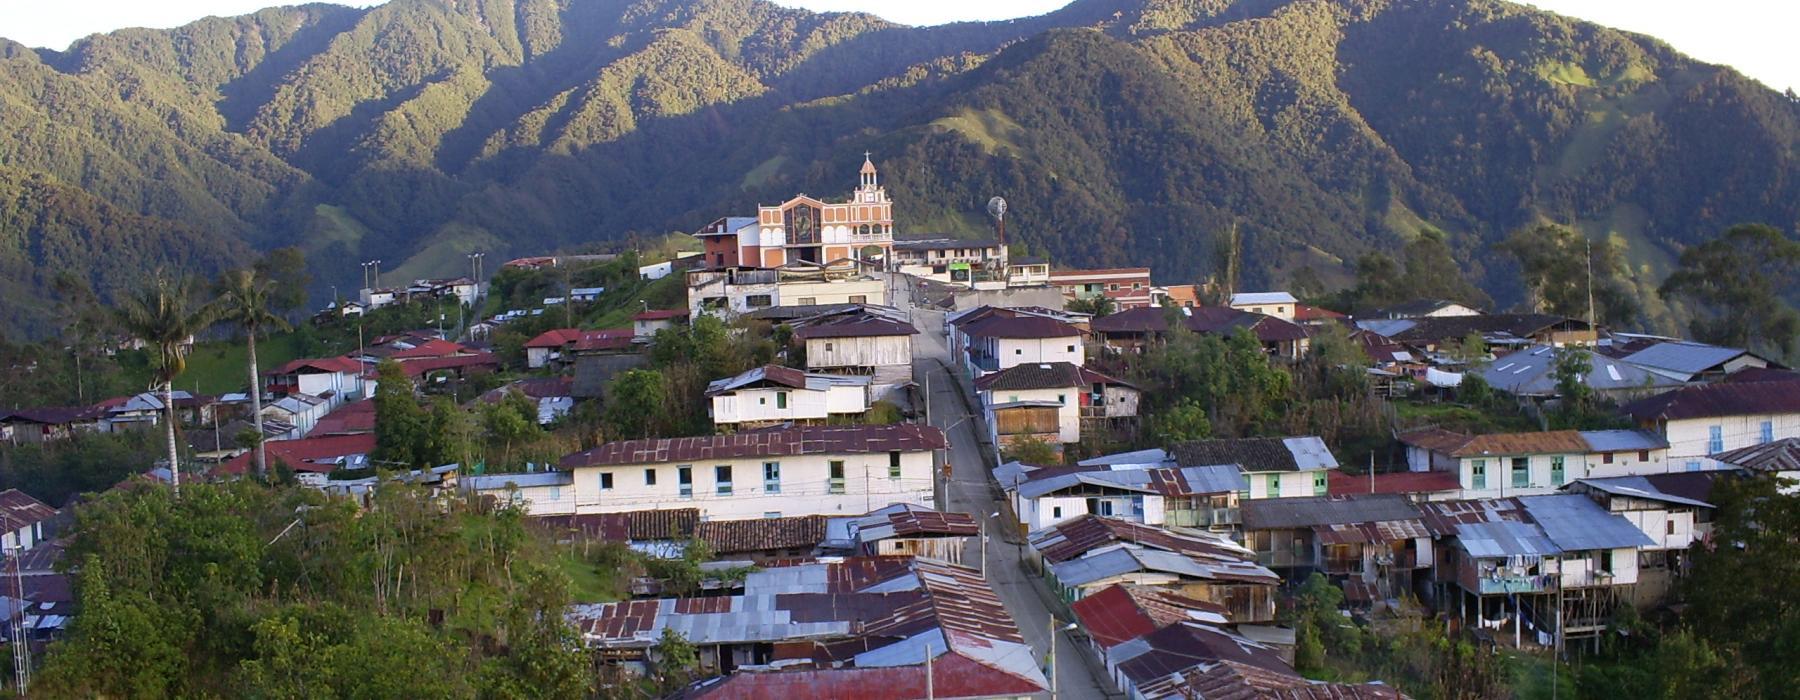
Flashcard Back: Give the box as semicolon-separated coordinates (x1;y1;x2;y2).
0;0;1795;336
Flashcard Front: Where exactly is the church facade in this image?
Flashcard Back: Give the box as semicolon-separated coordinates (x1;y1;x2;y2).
700;157;895;269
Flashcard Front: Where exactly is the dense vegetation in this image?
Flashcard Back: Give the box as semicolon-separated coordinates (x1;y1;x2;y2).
0;0;1795;337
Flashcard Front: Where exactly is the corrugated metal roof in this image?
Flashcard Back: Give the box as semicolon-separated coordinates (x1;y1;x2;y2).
1168;436;1338;473
1453;520;1561;558
1231;292;1298;306
1619;341;1750;377
1077;448;1173;468
1622;380;1800;421
1479;344;1680;396
1571;476;1713;508
1242;494;1422;530
1578;430;1668;452
1711;437;1800;472
1519;495;1656;551
562;424;945;468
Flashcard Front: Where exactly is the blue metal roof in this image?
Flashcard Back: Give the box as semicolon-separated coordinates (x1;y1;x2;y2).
1454;520;1560;558
1578;430;1669;452
1519;494;1656;551
1620;341;1748;377
1480;344;1681;396
1572;476;1712;508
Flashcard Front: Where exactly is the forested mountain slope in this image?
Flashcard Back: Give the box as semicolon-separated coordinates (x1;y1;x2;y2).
0;0;1794;335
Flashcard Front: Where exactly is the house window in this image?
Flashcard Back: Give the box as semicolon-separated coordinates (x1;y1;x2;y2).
678;465;693;497
829;460;846;494
758;397;766;405
1268;474;1281;496
1638;450;1649;461
1666;520;1676;535
1471;460;1487;490
1278;306;1287;314
1708;425;1723;453
1600;549;1614;573
1511;457;1529;488
763;461;781;494
1550;456;1565;486
849;295;867;304
1109;283;1119;291
1057;394;1066;405
1132;282;1142;290
889;451;902;479
1097;501;1115;516
1052;506;1063;519
776;392;788;409
599;472;614;491
1603;452;1614;464
1761;421;1774;444
824;342;833;352
764;511;782;519
1312;472;1326;496
716;465;734;495
644;468;657;486
1015;349;1022;355
746;294;773;308
1685;460;1701;472
1066;345;1075;353
798;297;816;305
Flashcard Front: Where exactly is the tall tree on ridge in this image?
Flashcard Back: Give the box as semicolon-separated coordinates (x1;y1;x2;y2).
217;268;291;480
113;275;221;496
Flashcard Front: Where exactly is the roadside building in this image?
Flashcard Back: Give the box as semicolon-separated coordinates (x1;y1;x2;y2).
1241;494;1433;604
1050;268;1154;310
1029;515;1279;622
788;306;917;399
1227;292;1298;321
1001;463;1244;532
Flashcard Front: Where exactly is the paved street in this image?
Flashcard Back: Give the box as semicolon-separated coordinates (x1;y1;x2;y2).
891;275;1113;700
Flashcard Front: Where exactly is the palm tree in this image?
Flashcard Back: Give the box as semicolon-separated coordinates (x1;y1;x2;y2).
114;275;221;496
217;269;291;480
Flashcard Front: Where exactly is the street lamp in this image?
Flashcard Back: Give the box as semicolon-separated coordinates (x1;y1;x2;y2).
1049;619;1079;700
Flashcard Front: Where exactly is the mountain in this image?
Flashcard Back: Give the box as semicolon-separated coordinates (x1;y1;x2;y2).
0;0;1795;336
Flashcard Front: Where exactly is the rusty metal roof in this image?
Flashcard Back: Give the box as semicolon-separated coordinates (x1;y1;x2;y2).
561;424;946;468
1417;498;1528;536
698;516;828;554
1071;584;1230;649
0;490;55;529
1452;430;1590;457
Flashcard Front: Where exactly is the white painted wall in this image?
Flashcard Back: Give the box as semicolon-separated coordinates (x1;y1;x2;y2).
778;278;887;307
711;385;867;426
1582;447;1669;478
1245;470;1326;499
1456;453;1586;499
1663;413;1800;469
560;451;936;520
1019;493;1161;531
991;336;1084;370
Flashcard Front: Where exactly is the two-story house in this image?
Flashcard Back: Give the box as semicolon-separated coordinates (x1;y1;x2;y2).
704;364;871;429
999;462;1244;532
1227;292;1298;321
1400;428;1671;497
484;424;945;520
1049;268;1154;310
1564;472;1723;606
787;306;917;399
1620;379;1800;470
956;312;1084;376
1167;436;1338;499
974;362;1138;447
263;357;368;407
1241;494;1433;602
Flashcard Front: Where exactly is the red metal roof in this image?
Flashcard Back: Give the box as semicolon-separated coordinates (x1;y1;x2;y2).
1071;584;1228;649
525;329;583;348
884;507;978;537
398;352;499;377
311;400;376;435
698;515;828;554
387;339;475;359
1621;380;1800;421
561;424;945;468
218;433;376;475
959;314;1079;339
680;653;1043;700
1326;470;1462;496
0;489;56;528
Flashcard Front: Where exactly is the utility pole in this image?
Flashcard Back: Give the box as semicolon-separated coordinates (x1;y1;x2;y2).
925;642;934;700
1584;236;1596;327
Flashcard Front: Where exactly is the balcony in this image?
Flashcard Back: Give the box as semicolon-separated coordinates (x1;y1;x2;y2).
1323;557;1364;575
1476;575;1548;595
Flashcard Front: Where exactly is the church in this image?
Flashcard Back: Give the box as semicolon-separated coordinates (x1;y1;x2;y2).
698;156;895;269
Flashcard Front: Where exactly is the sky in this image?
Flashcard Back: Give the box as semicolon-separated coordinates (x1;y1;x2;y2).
0;1;1793;92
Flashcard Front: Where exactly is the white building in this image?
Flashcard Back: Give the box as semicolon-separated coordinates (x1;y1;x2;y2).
1621;381;1800;470
0;489;55;553
952;308;1084;376
1167;436;1338;499
1228;292;1298;321
262;393;331;439
1399;428;1671;498
788;307;918;399
687;268;779;319
263;357;368;408
998;462;1245;533
974;362;1138;448
468;424;945;520
705;365;871;428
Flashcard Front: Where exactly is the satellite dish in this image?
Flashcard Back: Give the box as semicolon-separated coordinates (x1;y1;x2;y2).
987;196;1007;221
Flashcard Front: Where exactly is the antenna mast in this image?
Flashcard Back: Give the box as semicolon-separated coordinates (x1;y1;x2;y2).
1585;235;1596;327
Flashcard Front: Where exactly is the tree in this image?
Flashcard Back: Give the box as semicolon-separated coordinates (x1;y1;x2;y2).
1003;436;1059;465
1149;399;1212;443
424;397;477;468
112;274;221;496
1682;476;1800;695
1500;224;1639;326
1346;231;1491;310
1066;294;1115;318
217;268;292;480
651;628;700;694
1660;223;1800;358
1285;573;1361;673
372;359;428;467
604;369;671;440
1552;345;1593;410
481;391;542;469
252;247;312;317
